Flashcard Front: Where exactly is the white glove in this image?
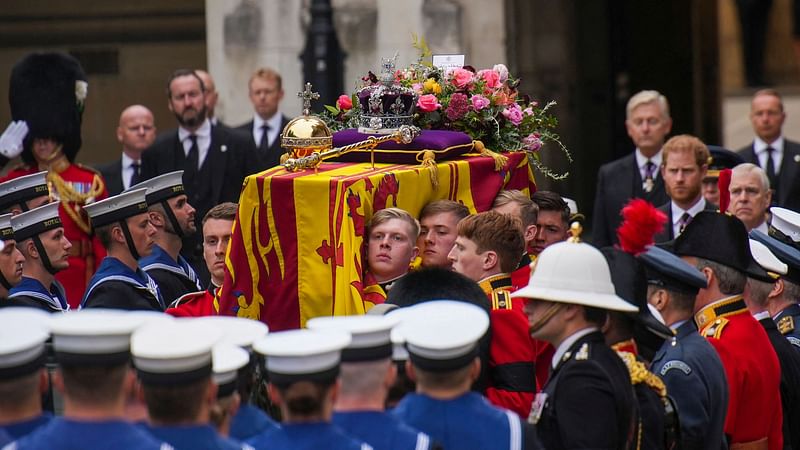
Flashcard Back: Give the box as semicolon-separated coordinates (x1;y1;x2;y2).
0;120;29;159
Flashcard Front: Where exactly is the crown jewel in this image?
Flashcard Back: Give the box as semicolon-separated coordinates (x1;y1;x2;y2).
357;55;418;134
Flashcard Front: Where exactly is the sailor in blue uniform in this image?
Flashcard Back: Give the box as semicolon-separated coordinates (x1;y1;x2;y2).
132;320;248;449
6;309;170;449
0;309;51;441
80;188;164;310
191;316;277;442
307;314;435;450
132;171;202;305
390;301;540;450
0;171;50;215
639;245;728;450
0;214;25;302
6;202;70;312
247;328;373;450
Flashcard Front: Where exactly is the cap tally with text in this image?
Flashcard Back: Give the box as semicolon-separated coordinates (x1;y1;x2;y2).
510;241;639;312
750;229;800;285
191;316;268;350
749;239;787;281
0;309;50;380
392;300;490;372
213;343;250;398
128;171;186;206
307;315;398;362
132;320;222;386
11;202;61;242
0;214;13;242
50;309;143;366
638;245;708;295
253;329;351;385
0;171;49;212
770;207;800;246
84;188;149;228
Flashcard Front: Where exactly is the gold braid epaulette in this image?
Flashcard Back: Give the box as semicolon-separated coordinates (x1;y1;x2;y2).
617;351;667;398
47;171;105;234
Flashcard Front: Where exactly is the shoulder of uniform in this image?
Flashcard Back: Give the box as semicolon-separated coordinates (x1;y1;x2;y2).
778;315;796;335
616;350;667;397
559;342;592;366
8;163;33;173
490;290;513;310
73;163;103;176
700;317;730;339
170;290;206;308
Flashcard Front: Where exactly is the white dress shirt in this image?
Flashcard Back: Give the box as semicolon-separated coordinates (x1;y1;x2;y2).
670;197;707;238
177;119;212;169
754;136;784;174
121;153;141;190
252;113;283;149
635;148;663;181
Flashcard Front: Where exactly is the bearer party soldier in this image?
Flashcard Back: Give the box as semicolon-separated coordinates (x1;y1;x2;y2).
81;188;164;311
7;202;71;312
133;171;202;305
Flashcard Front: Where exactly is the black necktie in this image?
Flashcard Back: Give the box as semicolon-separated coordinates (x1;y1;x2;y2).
259;124;271;157
765;147;778;190
185;135;199;183
129;161;141;187
678;212;692;235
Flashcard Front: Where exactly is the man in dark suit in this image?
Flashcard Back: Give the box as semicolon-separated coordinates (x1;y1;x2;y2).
236;68;290;171
96;105;156;196
737;89;800;212
592;90;672;248
140;69;259;282
655;135;716;243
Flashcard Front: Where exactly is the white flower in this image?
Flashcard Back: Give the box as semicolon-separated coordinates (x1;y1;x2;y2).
75;81;88;106
493;64;509;82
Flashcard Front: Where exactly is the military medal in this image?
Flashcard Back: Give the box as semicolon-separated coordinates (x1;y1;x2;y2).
528;392;548;424
643;178;654;193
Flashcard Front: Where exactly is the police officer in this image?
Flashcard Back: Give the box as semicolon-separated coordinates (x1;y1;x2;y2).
133;171;202;305
0;171;50;215
7;203;70;312
131;320;248;449
307;315;435;450
511;241;637;450
390;301;540;450
6;310;169;449
81;188;164;310
248;328;373;450
640;245;728;450
766;207;800;350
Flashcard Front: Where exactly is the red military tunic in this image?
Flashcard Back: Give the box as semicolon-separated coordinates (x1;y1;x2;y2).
695;295;783;449
166;286;219;317
2;162;108;308
510;259;555;389
478;273;539;417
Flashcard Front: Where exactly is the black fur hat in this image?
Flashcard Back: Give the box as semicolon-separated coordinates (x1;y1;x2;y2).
9;52;87;164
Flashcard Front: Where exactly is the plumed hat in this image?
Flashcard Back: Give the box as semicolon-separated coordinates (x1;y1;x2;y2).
9;52;87;164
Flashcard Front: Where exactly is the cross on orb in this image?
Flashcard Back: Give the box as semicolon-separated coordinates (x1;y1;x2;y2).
298;82;320;115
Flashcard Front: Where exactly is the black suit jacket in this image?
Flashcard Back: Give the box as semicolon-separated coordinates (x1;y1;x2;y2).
592;153;668;248
95;158;124;196
654;200;718;243
737;139;800;211
760;317;800;450
236;115;291;171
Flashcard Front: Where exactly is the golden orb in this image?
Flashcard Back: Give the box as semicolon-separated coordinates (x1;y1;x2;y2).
280;115;333;158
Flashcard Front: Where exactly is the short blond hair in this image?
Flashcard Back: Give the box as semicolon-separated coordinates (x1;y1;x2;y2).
249;68;282;91
368;208;420;239
626;90;670;120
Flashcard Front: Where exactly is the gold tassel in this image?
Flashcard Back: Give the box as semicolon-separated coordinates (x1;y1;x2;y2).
419;150;439;190
474;141;508;171
279;152;290;165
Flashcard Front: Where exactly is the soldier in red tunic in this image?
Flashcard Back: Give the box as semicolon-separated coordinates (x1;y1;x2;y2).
447;211;538;417
1;52;108;308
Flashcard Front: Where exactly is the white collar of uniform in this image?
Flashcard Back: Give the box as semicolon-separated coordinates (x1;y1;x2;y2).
753;219;769;234
634;148;663;172
552;327;598;369
671;197;706;226
178;119;212;143
752;310;771;321
669;319;688;332
754;136;784;155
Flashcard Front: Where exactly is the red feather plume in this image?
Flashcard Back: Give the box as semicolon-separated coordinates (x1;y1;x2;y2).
616;198;668;255
718;168;732;213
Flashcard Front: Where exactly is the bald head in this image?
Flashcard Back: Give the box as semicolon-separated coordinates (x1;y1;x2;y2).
195;70;219;119
116;105;156;159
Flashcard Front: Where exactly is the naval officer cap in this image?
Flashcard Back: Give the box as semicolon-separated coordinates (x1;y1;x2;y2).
11;202;61;242
49;309;145;366
750;229;800;285
84;188;149;228
0;171;48;212
131;320;222;386
393;300;490;372
749;239;788;282
212;343;250;398
307;315;399;362
129;171;185;206
639;245;708;295
253;329;351;386
0;308;50;380
770;207;800;247
192;316;268;350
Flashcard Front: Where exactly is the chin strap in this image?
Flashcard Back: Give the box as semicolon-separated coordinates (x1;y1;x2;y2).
160;200;185;239
528;302;564;335
0;269;13;291
119;220;140;260
31;236;58;275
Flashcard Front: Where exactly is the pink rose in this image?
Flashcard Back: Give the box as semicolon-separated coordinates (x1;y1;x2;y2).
471;94;490;111
412;82;424;94
523;133;543;152
478;69;501;89
501;103;523;126
451;68;474;89
336;95;353;111
417;94;442;113
523;107;533;116
493;64;509;82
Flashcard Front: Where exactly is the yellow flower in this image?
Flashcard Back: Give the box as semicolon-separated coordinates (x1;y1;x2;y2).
423;78;441;95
